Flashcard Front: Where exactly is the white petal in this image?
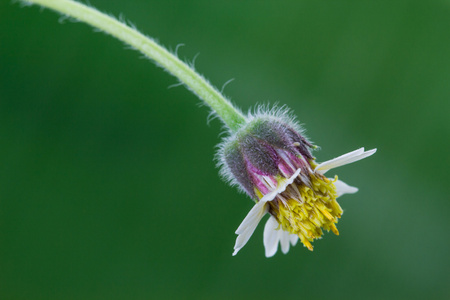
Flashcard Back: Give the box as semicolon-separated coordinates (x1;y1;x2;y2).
235;201;265;234
264;216;281;257
233;201;268;256
264;217;300;257
333;179;359;197
315;148;377;174
259;168;302;203
289;234;299;246
280;230;291;254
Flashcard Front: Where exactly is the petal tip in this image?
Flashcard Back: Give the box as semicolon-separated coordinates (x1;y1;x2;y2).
367;148;377;155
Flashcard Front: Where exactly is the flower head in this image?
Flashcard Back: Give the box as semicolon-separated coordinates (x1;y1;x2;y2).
218;107;376;257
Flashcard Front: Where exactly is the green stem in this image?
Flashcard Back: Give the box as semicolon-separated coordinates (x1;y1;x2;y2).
23;0;247;132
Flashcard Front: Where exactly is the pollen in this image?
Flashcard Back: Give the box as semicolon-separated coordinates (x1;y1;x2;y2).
268;175;343;251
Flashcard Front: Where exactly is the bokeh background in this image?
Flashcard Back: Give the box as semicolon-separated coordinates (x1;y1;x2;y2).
1;0;449;299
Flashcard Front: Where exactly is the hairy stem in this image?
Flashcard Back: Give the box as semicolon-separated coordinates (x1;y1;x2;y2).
23;0;247;131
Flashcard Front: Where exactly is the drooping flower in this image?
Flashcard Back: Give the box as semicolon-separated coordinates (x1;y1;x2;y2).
19;0;377;259
217;107;376;257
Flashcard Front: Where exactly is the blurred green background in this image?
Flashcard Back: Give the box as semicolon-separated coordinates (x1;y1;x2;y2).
1;0;449;299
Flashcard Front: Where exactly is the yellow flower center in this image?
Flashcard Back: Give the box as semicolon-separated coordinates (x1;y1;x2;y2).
268;174;343;251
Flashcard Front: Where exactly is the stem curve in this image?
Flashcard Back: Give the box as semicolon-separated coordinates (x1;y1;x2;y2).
23;0;247;132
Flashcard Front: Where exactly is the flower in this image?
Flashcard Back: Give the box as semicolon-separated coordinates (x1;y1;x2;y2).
217;108;376;257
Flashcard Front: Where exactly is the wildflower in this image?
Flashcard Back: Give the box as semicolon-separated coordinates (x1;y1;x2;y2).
218;108;376;257
20;0;377;259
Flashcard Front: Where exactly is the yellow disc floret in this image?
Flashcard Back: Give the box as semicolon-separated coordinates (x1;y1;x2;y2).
268;174;343;251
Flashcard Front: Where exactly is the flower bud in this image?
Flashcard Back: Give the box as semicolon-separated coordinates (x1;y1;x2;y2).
221;115;313;199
